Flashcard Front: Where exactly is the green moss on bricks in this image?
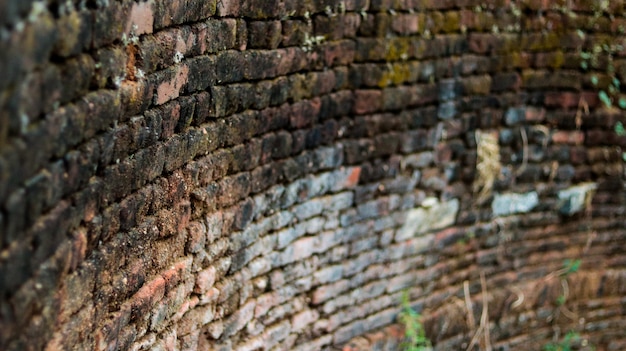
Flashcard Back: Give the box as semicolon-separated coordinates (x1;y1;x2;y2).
385;38;411;62
378;63;412;88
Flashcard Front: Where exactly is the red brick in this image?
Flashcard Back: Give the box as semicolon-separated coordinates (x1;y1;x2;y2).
161;257;192;293
353;90;382;115
290;98;322;129
324;40;357;67
155;64;189;105
391;13;420;35
130;276;166;320
552;131;584;145
126;1;155;36
248;21;282;49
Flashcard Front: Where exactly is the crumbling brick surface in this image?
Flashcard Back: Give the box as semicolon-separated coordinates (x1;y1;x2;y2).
0;1;625;350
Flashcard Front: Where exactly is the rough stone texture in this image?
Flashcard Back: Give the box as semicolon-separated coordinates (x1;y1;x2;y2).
0;1;625;351
396;198;459;241
492;191;539;217
558;182;597;216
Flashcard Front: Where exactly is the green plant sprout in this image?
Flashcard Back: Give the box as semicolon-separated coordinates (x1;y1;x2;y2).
561;259;581;277
543;331;581;351
399;291;432;351
553;259;581;309
576;3;625;110
615;121;625;136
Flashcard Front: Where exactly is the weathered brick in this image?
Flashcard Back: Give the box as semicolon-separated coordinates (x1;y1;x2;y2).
126;0;155;36
248;21;282;49
552;130;585;145
155;63;189;105
3;2;626;351
154;0;217;29
216;50;246;84
54;10;92;57
130;276;166;321
311;279;350;305
184;55;216;93
353;90;383;115
222;300;256;337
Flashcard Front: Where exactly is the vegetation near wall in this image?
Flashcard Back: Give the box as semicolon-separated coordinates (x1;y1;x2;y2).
0;0;625;350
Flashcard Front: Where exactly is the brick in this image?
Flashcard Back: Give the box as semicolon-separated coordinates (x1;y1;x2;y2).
313;264;344;285
353;90;382;115
59;55;94;103
382;86;412;111
121;80;155;118
552;131;585;145
274;47;308;76
126;0;155;36
186;221;206;253
216;0;242;16
248;21;282;49
241;52;276;81
54;10;92;57
194;266;217;294
223;300;256;337
0;0;32;28
311;279;350;305
155;64;189;105
290;98;322;129
230;235;275;272
282;20;310;47
231;197;255;231
216;50;246;84
203;19;238;53
236;19;248;50
261;132;292;162
184;56;216;93
276;224;307;249
292;336;332;351
261;320;292;349
240;0;286;19
130;276;166;321
154;0;217;29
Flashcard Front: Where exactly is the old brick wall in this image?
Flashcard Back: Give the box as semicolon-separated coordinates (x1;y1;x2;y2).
1;0;625;350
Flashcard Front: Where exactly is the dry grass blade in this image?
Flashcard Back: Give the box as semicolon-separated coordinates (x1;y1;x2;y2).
515;128;528;178
559;279;578;321
465;272;492;351
511;286;525;309
480;272;492;351
464;280;476;330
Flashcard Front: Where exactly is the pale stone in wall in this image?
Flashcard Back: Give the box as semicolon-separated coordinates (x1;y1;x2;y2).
396;198;460;241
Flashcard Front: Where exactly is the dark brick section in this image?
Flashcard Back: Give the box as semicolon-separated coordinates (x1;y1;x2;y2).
1;1;626;351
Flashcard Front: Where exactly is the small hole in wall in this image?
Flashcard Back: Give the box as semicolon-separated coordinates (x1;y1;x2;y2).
84;0;100;9
29;236;40;253
46;1;75;19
